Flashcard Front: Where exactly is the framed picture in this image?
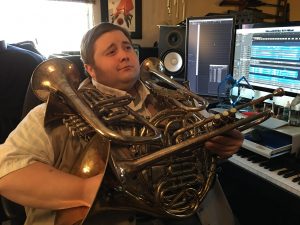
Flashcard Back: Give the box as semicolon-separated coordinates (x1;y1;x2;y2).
100;0;142;39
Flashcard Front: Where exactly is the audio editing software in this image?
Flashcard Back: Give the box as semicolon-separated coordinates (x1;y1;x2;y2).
233;26;300;95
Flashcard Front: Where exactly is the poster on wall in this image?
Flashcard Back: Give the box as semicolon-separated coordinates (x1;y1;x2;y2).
101;0;142;39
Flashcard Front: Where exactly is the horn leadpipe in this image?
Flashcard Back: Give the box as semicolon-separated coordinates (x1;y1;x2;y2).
147;82;203;112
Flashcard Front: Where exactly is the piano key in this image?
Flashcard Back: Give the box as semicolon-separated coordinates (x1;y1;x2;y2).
292;176;300;182
251;155;267;163
261;156;290;171
237;149;255;158
264;162;285;171
283;170;299;178
278;168;294;176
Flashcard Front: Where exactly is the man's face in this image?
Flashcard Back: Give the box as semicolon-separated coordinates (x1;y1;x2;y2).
85;30;140;92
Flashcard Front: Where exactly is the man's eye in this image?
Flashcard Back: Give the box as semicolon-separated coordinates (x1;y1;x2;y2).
107;50;116;55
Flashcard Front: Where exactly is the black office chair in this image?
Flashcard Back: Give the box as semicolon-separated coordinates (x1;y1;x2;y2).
0;41;45;224
0;43;45;144
0;54;86;225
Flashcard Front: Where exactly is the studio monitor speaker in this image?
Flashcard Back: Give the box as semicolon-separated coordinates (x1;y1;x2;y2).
158;25;186;81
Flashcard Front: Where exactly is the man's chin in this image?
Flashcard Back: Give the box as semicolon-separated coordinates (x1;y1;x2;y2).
120;77;139;91
121;71;139;82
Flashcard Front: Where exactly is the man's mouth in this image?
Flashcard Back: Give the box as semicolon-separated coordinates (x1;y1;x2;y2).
119;65;133;71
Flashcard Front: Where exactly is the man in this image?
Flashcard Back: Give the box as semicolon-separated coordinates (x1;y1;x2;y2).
0;23;243;225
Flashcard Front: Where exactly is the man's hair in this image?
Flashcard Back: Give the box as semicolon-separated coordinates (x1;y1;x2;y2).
80;22;132;65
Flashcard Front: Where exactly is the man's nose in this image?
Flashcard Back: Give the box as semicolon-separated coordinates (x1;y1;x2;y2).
119;49;130;61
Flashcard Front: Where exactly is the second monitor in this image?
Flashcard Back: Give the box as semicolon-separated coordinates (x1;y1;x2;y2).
233;23;300;96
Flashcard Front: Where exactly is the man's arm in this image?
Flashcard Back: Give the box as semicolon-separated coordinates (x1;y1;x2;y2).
0;162;102;210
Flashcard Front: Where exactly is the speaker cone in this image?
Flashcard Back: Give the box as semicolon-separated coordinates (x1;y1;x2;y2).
163;51;183;74
167;31;183;48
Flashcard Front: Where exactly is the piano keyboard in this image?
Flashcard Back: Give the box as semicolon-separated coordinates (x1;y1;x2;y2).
228;149;300;198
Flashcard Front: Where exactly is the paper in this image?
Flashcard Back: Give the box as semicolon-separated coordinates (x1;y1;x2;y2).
259;117;289;129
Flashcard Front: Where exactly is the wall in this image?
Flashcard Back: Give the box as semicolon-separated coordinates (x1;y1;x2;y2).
96;0;300;47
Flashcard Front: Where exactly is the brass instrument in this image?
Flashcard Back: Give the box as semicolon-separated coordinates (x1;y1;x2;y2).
31;57;284;224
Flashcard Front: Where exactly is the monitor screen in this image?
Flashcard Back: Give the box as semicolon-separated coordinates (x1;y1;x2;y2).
185;15;235;97
233;24;300;96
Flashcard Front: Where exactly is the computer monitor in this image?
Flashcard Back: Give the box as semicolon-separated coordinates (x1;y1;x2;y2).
233;23;300;96
185;15;236;98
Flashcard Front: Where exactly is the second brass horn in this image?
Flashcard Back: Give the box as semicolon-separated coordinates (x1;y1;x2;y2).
31;57;284;223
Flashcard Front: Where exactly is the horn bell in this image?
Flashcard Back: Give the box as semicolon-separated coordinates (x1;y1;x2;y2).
31;58;82;102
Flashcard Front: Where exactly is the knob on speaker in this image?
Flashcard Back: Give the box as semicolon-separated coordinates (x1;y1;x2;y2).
158;25;186;81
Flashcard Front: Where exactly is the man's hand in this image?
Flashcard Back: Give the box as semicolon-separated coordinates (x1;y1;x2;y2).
204;129;244;159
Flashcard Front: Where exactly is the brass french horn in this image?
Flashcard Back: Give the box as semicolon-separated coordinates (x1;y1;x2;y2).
31;57;284;224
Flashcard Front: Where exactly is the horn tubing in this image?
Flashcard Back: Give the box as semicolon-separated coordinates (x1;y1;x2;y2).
66;87;162;145
141;57;209;109
148;67;208;108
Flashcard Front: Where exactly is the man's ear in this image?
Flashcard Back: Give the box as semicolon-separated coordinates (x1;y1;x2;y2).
84;64;96;79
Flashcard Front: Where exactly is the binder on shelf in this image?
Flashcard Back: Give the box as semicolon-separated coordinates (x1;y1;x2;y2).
242;126;292;158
